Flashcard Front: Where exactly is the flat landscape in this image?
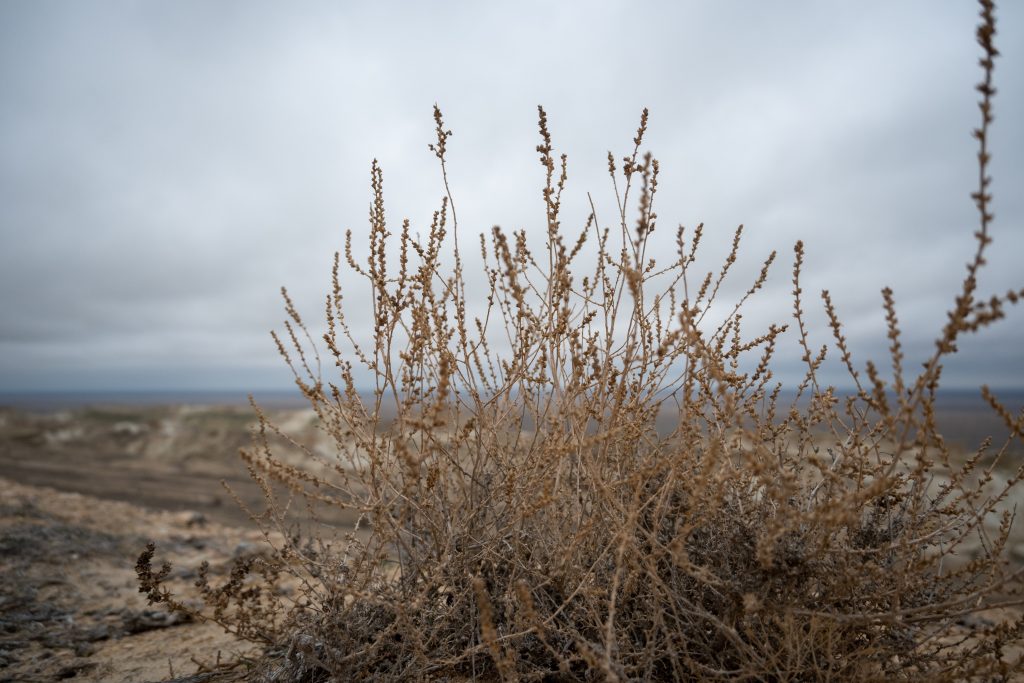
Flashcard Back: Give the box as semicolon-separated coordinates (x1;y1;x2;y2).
0;393;1021;681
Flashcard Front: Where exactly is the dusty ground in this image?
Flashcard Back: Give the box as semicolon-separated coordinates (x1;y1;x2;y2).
0;401;1021;681
0;404;342;682
0;476;262;682
0;404;339;529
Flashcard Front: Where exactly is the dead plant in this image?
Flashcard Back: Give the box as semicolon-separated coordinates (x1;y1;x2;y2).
139;2;1023;680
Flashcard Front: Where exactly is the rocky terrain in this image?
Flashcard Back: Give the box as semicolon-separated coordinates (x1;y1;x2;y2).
0;404;341;682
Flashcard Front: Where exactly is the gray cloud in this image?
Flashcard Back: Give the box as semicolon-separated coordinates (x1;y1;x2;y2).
1;1;1021;393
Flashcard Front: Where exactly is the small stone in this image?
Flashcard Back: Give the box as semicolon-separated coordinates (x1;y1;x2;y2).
55;659;98;679
233;541;272;561
170;511;208;528
82;623;112;642
121;608;191;634
73;641;96;657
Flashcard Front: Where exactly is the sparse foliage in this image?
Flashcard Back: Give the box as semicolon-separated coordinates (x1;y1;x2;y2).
139;2;1024;680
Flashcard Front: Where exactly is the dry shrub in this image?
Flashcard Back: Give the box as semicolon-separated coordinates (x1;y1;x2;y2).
139;2;1024;680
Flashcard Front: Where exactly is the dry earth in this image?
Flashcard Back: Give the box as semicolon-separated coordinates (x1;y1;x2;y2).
0;405;338;682
0;402;1022;681
0;477;261;682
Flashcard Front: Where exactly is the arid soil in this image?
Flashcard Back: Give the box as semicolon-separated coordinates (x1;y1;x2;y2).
0;404;334;528
0;402;1022;681
0;476;265;682
0;404;335;682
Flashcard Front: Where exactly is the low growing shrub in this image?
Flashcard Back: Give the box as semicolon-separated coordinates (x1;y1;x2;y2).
139;2;1023;680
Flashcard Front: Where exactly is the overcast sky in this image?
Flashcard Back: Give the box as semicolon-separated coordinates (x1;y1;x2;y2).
0;1;1021;394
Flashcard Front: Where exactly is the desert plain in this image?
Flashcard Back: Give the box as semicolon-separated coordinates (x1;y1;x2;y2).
0;392;1021;682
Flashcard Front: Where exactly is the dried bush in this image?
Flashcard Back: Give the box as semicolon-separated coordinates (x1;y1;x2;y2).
139;2;1024;680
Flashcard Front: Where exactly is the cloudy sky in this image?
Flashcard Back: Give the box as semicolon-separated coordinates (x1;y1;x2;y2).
1;1;1021;394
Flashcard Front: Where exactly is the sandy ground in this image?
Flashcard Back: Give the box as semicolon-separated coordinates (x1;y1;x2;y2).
0;476;261;682
0;404;335;528
0;402;1022;681
0;405;336;682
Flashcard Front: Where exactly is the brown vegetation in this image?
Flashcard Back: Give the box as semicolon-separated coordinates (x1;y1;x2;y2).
139;2;1024;679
